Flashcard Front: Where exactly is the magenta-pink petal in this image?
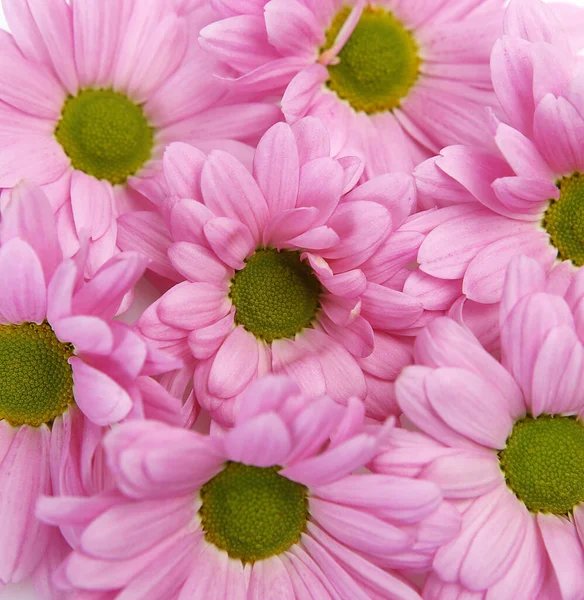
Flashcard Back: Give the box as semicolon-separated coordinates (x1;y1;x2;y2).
162;142;206;201
421;450;502;499
426;367;513;449
265;0;324;57
117;211;179;282
72;251;149;320
323;201;391;271
494;122;554;180
158;281;231;331
0;181;62;280
199;15;278;72
203;217;255;270
321;270;367;300
296;157;344;223
208;326;259;398
253;122;300;216
418;209;531;279
248;555;295;600
168;242;230;285
80;498;191;560
361;283;424;330
0;425;50;583
71;357;132;425
538;513;584;600
501;293;574;401
201;150;268;242
463;230;555;304
188;311;235;360
0;239;46;324
280;434;377;487
309;498;412;556
52;315;113;355
534;94;584;175
225;412;292;467
138;377;183;427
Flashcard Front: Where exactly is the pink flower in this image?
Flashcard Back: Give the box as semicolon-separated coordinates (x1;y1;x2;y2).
406;0;583;347
120;118;426;425
0;0;280;277
38;375;459;599
199;0;507;176
376;256;584;598
0;182;182;589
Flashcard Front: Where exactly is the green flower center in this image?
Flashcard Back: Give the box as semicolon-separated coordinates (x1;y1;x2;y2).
199;462;309;562
55;88;154;185
0;322;75;427
543;172;584;266
323;5;421;114
499;414;584;515
229;248;322;343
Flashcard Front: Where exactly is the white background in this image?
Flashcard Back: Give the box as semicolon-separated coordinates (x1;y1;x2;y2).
0;0;583;598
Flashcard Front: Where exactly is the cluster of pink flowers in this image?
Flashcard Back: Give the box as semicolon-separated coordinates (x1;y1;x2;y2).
0;0;583;598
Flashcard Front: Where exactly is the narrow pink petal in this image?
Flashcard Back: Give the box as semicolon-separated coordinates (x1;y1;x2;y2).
71;357;132;425
70;172;114;241
0;239;46;323
203;217;255;270
208;326;259;398
168;242;230;285
282;64;329;123
224;412;292;467
500;255;547;324
163;142;206;201
157;281;231;331
504;0;569;49
253;122;300;216
248;556;295;600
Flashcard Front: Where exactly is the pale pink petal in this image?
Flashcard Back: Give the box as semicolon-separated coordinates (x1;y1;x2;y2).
282;64;329;123
162;143;206;201
361;283;424;330
208;326;259;398
263;207;319;247
188;311;235;360
404;271;462;311
253;122;299;216
52;316;113;355
203;217;255;270
248;556;295;600
0;239;46;323
70;172;114;241
500;255;547;324
71;357;132;425
271;338;326;397
291;116;330;165
296;157;344;223
504;0;568;49
168;242;230;285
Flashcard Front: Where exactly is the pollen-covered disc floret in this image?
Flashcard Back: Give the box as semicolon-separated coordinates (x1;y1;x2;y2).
324;6;420;114
542;173;584;266
499;414;584;515
55;88;154;185
229;248;323;343
199;462;309;562
0;321;74;427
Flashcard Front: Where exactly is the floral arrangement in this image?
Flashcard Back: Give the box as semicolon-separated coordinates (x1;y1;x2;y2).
0;0;583;598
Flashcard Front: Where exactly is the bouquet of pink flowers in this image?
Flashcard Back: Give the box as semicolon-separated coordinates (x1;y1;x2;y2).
0;0;583;598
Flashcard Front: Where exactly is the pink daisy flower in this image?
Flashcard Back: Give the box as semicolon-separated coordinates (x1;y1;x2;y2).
119;118;426;425
406;0;584;346
0;181;182;588
38;376;460;599
199;0;507;176
0;0;280;276
375;255;584;598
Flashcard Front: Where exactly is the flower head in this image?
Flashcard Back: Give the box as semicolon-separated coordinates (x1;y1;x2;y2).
0;181;182;587
121;118;427;425
0;0;280;276
200;0;506;176
38;376;459;599
380;256;584;597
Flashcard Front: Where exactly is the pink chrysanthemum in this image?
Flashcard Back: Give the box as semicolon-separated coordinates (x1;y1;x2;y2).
0;0;280;276
38;376;460;600
375;256;584;598
119;118;427;425
0;182;182;589
199;0;507;176
406;0;584;347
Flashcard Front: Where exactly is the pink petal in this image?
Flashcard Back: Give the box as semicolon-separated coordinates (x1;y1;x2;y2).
504;0;569;49
248;556;295;600
208;326;259;398
361;283;424;330
203;217;255;270
291;116;330;164
271;338;326;397
162;142;206;201
265;0;323;57
263;207;319;248
70;171;114;241
52;315;113;355
71;357;132;425
188;311;235;360
168;242;230;285
296;157;344;223
253;122;300;216
0;239;46;323
224;412;292;466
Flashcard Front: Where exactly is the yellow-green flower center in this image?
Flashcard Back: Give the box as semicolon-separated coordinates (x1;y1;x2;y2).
229;248;322;343
55;88;154;185
0;322;74;427
499;414;584;515
199;462;309;562
543;172;584;266
323;5;421;114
